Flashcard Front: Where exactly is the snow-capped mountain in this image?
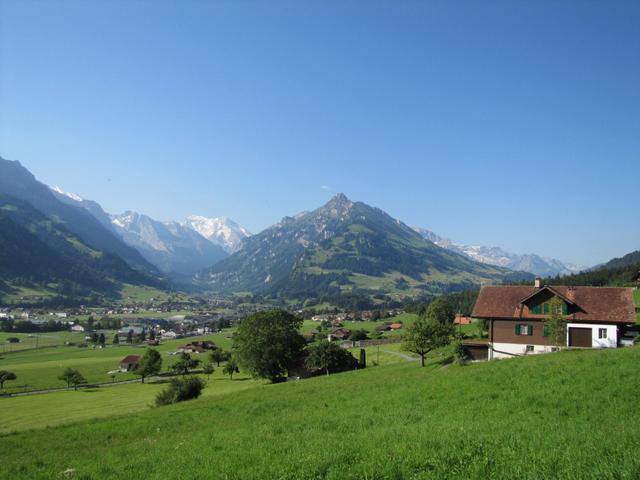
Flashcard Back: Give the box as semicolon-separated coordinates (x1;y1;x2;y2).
49;185;242;275
109;211;228;275
184;216;251;253
413;227;587;277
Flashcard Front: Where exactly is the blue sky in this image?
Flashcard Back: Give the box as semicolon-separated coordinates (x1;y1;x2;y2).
1;1;639;266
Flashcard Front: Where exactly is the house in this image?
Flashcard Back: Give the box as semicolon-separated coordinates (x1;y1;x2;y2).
454;314;472;325
70;324;85;333
119;355;142;372
389;323;403;330
472;279;636;360
177;344;205;354
328;328;352;341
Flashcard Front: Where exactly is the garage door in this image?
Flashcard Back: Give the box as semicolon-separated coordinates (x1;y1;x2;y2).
569;327;592;347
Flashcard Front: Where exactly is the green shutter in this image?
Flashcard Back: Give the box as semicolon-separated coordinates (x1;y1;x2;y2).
543;325;549;337
528;325;533;336
543;303;549;315
562;304;568;315
515;324;520;335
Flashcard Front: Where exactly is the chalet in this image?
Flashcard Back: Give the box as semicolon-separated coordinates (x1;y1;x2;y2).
119;355;142;372
177;344;205;354
472;279;636;360
328;328;352;341
454;315;472;325
70;324;85;333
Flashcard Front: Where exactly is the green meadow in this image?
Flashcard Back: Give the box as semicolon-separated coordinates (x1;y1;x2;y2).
1;347;639;479
0;331;236;394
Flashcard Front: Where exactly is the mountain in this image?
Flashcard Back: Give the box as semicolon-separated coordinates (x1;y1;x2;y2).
50;185;242;275
0;194;156;300
0;157;159;277
184;216;251;253
50;185;115;233
110;211;228;275
543;249;640;287
413;228;585;277
197;194;530;301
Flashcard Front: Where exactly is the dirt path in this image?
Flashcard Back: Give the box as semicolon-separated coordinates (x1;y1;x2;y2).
381;349;418;362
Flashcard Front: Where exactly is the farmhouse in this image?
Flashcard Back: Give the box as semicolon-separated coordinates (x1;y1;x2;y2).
472;279;636;360
328;328;351;341
119;355;142;372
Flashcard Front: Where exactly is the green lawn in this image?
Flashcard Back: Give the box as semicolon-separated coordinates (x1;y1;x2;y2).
0;369;261;435
2;347;639;479
0;330;237;394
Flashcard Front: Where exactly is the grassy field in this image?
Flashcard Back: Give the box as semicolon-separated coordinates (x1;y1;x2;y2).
2;346;639;479
0;369;261;434
0;330;236;394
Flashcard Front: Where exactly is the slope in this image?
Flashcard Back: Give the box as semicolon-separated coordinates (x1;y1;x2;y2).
1;347;638;479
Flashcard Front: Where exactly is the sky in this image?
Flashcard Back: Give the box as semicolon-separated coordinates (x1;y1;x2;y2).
1;1;639;267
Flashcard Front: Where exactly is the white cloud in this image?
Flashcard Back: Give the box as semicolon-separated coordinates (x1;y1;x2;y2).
320;185;332;191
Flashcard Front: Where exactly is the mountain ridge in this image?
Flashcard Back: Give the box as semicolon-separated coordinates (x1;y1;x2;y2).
198;193;531;301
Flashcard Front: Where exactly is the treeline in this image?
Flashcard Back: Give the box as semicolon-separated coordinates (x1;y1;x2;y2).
0;319;68;333
404;289;479;317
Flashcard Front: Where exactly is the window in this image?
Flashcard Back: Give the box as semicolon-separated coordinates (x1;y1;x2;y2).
515;324;533;336
530;304;542;314
543;324;550;337
526;345;534;353
598;328;607;339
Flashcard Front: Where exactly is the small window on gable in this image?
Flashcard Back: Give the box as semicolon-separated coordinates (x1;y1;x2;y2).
598;328;607;339
530;304;542;314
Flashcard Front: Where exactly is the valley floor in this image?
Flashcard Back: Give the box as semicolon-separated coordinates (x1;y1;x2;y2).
1;347;639;479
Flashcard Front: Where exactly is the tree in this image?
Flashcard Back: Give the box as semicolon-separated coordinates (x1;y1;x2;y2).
126;330;133;344
112;333;120;345
0;370;17;389
58;368;87;390
425;297;456;325
171;352;200;376
98;333;106;347
89;332;99;345
233;310;306;382
222;358;240;380
403;317;453;367
209;349;228;367
348;329;369;341
155;377;205;407
304;340;358;376
134;348;162;383
202;363;215;378
544;296;568;348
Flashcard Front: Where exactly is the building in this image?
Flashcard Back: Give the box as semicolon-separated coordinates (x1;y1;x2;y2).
328;328;352;341
472;279;636;360
453;314;472;325
70;324;85;333
119;355;142;372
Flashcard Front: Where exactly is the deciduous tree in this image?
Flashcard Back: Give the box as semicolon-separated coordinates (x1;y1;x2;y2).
233;310;305;382
134;348;162;383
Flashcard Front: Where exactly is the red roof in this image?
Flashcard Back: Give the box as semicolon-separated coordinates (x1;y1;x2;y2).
120;355;142;364
472;285;636;323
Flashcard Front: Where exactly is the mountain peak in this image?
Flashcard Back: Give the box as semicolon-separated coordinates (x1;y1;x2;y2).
328;193;350;204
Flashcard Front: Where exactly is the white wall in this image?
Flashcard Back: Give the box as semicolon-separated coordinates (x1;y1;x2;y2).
490;342;557;360
566;323;617;348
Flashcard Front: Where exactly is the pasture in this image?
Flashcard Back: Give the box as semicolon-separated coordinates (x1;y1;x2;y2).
1;346;638;479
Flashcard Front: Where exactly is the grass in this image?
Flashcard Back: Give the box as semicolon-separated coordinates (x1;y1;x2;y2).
0;330;237;394
0;369;261;435
2;346;639;479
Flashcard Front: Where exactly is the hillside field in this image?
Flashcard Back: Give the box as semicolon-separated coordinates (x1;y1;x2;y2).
1;347;639;479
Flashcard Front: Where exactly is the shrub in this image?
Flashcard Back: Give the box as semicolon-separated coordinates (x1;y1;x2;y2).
452;341;469;365
155;377;205;407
